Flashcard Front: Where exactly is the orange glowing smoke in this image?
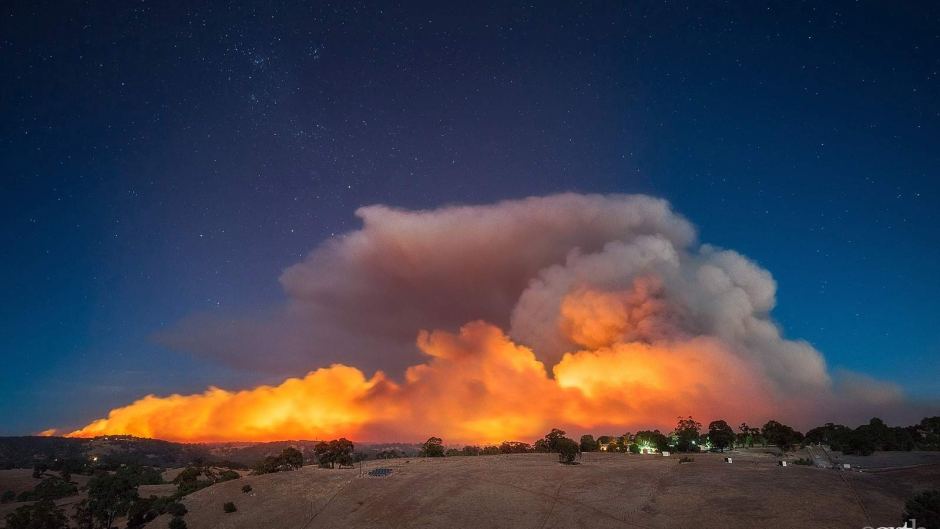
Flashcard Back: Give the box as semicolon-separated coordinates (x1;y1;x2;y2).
62;194;911;440
69;366;389;443
67;284;779;444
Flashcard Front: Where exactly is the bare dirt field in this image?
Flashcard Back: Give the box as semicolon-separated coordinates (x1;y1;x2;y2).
141;450;939;529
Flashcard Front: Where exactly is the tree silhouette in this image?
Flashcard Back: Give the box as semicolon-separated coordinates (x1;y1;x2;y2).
556;438;580;464
708;420;735;452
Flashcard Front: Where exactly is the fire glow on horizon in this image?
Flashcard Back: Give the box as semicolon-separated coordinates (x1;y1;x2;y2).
59;194;906;443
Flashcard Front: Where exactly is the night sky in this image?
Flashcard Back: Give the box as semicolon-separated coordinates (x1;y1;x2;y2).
2;1;939;435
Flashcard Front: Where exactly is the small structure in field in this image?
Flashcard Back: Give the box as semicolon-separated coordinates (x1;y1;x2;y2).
661;451;670;457
778;461;787;467
724;457;733;463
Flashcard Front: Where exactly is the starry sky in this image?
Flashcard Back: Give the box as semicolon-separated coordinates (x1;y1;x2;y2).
2;1;938;435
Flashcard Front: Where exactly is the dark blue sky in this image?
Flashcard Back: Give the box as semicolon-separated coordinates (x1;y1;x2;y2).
2;1;938;435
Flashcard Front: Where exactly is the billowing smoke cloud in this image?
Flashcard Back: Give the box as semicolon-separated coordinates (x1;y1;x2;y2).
158;194;696;375
68;193;917;443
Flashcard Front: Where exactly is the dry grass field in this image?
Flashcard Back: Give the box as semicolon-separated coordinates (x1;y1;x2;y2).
0;470;89;526
1;451;936;528
0;469;41;497
139;450;940;529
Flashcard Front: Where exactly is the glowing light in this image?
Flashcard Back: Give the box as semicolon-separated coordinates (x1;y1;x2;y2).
68;283;779;443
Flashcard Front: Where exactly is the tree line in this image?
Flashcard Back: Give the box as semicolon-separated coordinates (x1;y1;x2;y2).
402;415;940;461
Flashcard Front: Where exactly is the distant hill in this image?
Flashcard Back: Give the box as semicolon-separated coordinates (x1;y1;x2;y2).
0;436;424;469
201;440;324;466
0;436;91;468
0;436;210;469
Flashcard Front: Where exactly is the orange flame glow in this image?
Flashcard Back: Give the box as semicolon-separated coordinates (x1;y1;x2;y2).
67;283;783;444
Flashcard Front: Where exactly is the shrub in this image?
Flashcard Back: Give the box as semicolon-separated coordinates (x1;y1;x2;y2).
556;438;580;464
241;484;252;493
420;437;445;457
255;446;308;473
127;496;185;525
165;502;187;517
173;466;203;485
223;501;237;513
903;489;940;528
218;469;240;482
17;477;78;501
168;516;187;529
792;458;813;465
176;479;210;496
117;464;164;485
127;497;159;527
5;499;68;529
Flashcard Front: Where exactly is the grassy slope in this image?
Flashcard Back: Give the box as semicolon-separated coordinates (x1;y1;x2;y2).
144;451;940;529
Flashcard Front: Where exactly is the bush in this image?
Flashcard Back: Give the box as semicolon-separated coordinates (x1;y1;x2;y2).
5;499;68;529
117;464;164;485
792;458;813;465
173;466;201;485
218;469;240;482
223;501;237;513
420;437;445;458
903;489;940;528
127;497;159;527
127;496;185;526
17;477;78;501
165;502;187;517
556;438;580;464
255;446;308;474
241;484;252;493
168;516;187;529
176;479;211;496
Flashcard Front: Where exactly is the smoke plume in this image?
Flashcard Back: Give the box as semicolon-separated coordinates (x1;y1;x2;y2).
68;193;913;442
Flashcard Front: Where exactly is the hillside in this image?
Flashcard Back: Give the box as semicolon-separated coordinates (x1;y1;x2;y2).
0;436;208;469
141;450;940;529
0;436;424;470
